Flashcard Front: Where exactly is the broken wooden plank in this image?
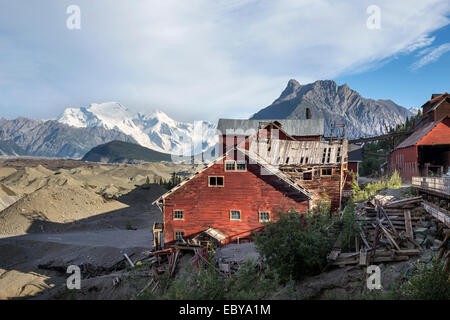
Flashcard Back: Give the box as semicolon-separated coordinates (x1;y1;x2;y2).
384;196;423;208
124;253;135;267
327;249;341;261
404;210;414;240
359;249;368;266
372;255;409;263
422;201;450;227
373;223;401;251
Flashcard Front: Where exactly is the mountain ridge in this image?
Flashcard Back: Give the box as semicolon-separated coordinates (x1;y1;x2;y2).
0;117;136;158
81;140;172;164
57;102;217;155
251;79;414;138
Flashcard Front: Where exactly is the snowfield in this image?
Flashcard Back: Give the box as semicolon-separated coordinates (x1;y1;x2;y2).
58;102;217;155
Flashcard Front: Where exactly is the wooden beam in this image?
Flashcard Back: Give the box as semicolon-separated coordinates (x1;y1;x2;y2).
404;210;414;240
422;201;450;227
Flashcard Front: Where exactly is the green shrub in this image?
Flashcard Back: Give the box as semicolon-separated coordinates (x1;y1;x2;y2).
226;260;280;300
254;208;334;282
403;259;450;300
158;261;226;300
151;259;279;300
353;170;402;203
339;201;361;252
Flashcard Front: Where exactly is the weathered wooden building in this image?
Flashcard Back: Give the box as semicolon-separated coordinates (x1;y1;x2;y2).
389;93;450;183
154;119;348;246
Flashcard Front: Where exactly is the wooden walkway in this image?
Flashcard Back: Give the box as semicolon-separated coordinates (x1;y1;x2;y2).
412;176;450;199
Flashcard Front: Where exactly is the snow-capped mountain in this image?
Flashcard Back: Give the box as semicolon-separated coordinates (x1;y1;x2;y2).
57;102;217;155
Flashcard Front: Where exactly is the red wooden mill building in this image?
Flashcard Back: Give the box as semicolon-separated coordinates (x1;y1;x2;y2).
389;93;450;183
154;118;350;246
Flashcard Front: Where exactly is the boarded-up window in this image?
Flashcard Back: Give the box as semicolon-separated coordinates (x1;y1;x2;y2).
230;210;241;220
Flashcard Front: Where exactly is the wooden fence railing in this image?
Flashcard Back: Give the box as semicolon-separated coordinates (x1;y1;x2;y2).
412;176;450;196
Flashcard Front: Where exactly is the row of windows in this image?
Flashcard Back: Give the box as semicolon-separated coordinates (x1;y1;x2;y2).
172;210;270;222
225;160;247;171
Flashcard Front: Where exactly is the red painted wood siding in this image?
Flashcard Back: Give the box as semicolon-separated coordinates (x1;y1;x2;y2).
390;146;418;183
417;118;450;146
163;158;309;245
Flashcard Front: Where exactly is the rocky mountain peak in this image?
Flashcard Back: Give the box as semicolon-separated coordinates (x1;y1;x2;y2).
251;79;413;138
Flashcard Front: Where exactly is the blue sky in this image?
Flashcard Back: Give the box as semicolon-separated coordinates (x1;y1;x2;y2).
0;0;449;122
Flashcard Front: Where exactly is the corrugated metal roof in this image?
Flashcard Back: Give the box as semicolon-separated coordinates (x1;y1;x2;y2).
348;143;363;162
217;119;325;137
203;227;227;241
395;117;446;149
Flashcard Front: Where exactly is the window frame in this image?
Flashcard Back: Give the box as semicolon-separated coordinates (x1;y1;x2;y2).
259;211;270;222
208;176;225;187
230;210;241;221
224;160;236;171
236;161;247;171
174;231;185;242
321;168;332;176
173;209;184;220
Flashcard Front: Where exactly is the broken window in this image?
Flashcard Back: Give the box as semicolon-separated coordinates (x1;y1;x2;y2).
173;210;184;220
303;172;312;180
259;211;270;222
322;148;327;163
327;148;331;163
209;176;224;187
285;157;290;164
175;231;184;242
230;210;241;220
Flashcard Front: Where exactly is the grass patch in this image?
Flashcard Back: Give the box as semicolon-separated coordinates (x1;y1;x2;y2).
352;170;402;203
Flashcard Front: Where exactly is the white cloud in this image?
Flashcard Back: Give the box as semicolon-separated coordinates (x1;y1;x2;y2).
0;0;449;121
410;43;450;70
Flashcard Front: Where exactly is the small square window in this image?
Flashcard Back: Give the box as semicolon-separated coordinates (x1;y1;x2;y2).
174;210;183;220
230;210;241;220
208;176;224;187
225;161;236;171
321;168;332;176
259;211;270;222
236;162;246;171
175;231;184;242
